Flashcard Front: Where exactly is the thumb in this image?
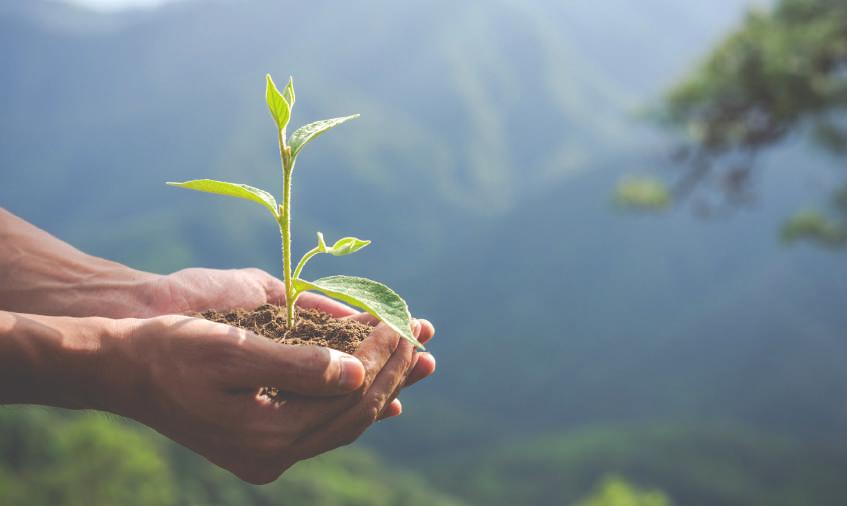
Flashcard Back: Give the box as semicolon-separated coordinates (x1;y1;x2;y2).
241;338;365;396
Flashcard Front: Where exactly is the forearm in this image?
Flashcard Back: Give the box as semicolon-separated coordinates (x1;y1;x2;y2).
0;208;160;317
0;310;131;410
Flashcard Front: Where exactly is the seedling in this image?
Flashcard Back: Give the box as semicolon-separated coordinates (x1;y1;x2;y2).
167;74;422;348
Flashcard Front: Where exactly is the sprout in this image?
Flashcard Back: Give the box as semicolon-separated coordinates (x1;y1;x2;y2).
167;75;422;349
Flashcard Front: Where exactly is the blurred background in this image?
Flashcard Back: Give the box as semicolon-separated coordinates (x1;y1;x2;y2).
1;0;846;504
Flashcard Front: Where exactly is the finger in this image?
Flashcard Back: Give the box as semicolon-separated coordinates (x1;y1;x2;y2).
404;352;436;387
376;356;415;421
269;321;404;427
343;312;379;326
242;268;286;306
376;344;419;419
343;315;432;345
353;321;406;388
295;292;357;318
237;336;365;396
292;337;415;459
417;319;435;345
378;399;402;420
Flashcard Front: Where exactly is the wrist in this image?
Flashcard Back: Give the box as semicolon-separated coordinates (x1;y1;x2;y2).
64;263;163;319
88;316;154;418
0;208;162;317
0;312;123;410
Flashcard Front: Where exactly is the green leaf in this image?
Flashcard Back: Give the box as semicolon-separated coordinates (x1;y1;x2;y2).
166;179;279;218
295;275;422;349
283;76;295;108
265;74;291;131
288;115;359;158
325;236;370;256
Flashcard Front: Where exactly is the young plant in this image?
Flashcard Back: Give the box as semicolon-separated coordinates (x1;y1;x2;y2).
167;74;422;348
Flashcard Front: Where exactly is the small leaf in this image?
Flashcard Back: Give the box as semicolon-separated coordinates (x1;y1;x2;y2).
265;74;290;131
283;76;295;108
295;275;422;349
325;236;371;256
289;115;359;158
166;179;278;218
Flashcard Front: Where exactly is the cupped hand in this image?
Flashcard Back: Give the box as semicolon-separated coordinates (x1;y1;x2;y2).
147;267;437;400
111;314;422;484
342;313;436;419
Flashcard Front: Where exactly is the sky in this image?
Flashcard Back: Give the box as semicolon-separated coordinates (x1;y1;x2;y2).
63;0;177;10
62;0;767;13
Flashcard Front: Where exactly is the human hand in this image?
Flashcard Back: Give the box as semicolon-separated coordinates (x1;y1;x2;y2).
146;267;437;403
144;267;354;317
0;209;355;320
108;314;423;484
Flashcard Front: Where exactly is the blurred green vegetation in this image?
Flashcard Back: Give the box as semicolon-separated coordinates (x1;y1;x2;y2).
6;408;846;506
574;476;671;506
614;177;671;211
666;0;847;153
781;209;847;246
661;0;847;245
0;407;464;506
427;424;847;506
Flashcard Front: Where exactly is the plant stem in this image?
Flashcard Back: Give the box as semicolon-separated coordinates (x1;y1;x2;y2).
292;246;320;282
278;129;296;328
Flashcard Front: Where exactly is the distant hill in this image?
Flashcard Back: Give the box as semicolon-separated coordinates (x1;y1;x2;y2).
431;422;847;506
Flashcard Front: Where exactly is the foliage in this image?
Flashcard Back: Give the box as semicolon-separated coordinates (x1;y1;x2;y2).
168;75;421;348
659;0;847;245
429;423;847;506
666;0;847;153
573;475;671;506
614;177;671;211
0;407;464;506
0;409;175;506
781;209;847;246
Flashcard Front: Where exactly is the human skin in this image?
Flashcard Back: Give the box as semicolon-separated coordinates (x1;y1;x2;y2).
0;208;436;482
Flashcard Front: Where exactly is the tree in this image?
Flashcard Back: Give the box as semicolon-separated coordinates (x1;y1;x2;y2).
654;0;847;246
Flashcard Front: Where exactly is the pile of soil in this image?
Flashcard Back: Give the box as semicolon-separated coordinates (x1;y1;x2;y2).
199;304;371;354
200;304;372;400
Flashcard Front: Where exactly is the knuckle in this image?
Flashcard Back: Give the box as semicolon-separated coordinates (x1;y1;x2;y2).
302;347;334;384
242;267;267;277
399;352;414;373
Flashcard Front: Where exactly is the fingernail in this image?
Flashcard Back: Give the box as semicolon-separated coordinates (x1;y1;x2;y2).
331;349;363;390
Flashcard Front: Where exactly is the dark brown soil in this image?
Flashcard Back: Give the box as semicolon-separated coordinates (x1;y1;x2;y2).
199;304;371;355
199;305;371;401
